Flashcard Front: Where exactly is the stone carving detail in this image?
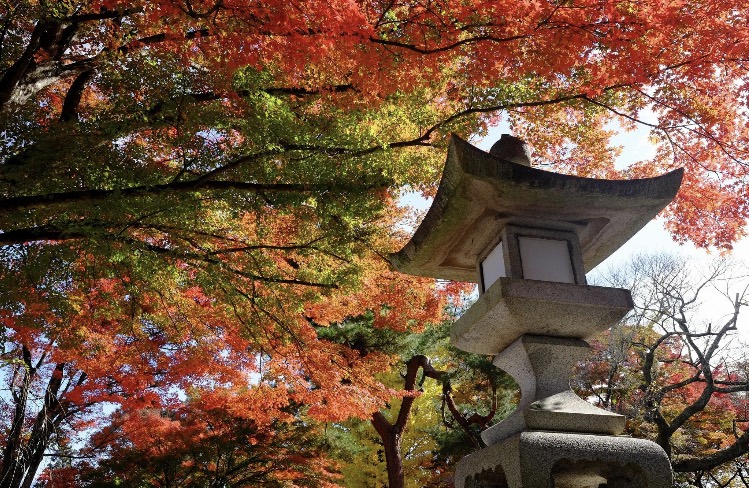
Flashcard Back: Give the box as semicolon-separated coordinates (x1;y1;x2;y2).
464;467;508;488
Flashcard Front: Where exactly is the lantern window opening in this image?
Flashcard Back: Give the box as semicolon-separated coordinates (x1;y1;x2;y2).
518;236;575;284
478;238;506;294
507;225;586;285
479;224;588;292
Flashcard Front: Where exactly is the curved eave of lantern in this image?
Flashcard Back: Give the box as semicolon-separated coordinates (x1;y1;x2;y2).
390;135;684;282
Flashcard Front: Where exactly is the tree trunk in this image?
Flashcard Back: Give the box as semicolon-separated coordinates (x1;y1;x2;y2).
370;355;430;487
372;416;405;488
0;348;34;488
0;361;72;488
370;354;498;486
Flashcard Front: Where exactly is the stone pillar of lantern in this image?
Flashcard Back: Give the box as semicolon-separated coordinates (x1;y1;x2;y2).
390;134;684;488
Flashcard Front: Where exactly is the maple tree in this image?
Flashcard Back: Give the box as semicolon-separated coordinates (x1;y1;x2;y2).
370;354;500;488
43;401;340;487
0;240;449;486
576;254;749;487
3;0;749;485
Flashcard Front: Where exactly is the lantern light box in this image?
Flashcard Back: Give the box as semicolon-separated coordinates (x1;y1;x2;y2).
478;225;586;293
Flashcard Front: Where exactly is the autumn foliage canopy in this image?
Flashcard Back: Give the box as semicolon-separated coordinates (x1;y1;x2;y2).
2;0;749;485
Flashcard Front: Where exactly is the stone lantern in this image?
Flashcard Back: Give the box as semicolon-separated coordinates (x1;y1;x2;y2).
391;134;684;488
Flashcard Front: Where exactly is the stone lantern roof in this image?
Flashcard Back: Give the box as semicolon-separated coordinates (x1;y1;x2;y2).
390;134;684;282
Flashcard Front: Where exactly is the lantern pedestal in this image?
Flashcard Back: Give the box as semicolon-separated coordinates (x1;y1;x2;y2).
481;335;625;446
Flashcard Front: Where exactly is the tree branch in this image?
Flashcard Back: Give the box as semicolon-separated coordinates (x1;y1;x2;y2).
673;430;749;473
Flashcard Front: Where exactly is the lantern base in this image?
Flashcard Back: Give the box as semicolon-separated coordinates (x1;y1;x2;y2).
455;431;672;488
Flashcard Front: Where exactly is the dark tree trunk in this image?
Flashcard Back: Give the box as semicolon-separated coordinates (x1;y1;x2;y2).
369;355;497;487
0;357;83;488
372;413;405;488
370;355;430;488
0;347;35;488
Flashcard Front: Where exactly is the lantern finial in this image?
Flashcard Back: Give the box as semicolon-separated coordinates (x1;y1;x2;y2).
489;133;531;166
